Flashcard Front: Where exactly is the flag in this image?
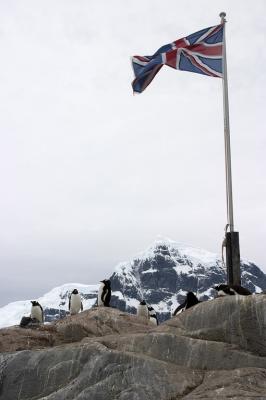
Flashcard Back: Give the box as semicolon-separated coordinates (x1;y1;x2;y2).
131;24;224;93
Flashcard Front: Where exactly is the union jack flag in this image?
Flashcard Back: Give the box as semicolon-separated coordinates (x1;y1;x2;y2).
131;23;224;93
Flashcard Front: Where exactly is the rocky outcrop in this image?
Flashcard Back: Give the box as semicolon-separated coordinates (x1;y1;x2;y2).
1;295;266;399
0;307;152;353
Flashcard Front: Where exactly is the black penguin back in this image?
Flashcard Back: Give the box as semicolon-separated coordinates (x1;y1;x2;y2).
186;292;200;309
103;280;111;306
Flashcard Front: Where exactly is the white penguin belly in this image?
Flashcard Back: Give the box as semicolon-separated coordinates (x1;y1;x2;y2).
137;305;149;319
70;294;82;314
149;316;158;325
31;306;43;323
98;283;105;306
217;290;227;297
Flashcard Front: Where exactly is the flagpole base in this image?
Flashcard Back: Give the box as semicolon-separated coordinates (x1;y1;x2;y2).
226;231;241;285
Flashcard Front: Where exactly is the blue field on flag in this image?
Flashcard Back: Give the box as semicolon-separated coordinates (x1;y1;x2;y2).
131;24;224;93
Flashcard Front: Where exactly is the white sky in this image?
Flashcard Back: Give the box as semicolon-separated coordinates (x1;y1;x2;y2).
0;0;265;306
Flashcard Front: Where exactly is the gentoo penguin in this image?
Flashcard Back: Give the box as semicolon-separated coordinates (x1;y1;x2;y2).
213;284;251;297
98;279;111;307
30;301;44;323
148;306;158;325
173;292;200;316
69;289;83;315
137;300;149;319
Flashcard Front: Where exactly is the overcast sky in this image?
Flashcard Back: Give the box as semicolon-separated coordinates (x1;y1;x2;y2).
0;0;265;306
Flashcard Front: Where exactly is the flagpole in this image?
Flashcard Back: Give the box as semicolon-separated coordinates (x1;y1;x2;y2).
220;12;241;285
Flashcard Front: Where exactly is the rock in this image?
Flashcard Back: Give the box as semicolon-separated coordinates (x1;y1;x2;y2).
182;368;266;399
0;296;266;399
0;307;152;353
0;324;57;353
158;294;266;357
55;307;153;342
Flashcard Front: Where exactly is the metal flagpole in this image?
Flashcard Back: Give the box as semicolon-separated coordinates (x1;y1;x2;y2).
220;12;241;285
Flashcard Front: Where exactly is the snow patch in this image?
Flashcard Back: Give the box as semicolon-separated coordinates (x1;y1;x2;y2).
173;265;192;275
142;268;158;274
254;285;262;293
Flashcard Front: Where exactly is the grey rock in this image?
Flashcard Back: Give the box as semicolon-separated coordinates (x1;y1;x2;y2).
159;294;266;357
1;296;266;399
182;368;266;399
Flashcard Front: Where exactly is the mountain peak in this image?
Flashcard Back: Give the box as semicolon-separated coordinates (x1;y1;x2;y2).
118;237;221;272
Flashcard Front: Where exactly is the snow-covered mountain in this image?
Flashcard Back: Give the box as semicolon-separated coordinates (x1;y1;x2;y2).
0;283;99;329
1;238;266;328
110;238;266;321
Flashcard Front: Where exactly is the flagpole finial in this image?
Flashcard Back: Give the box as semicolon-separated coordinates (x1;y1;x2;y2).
219;12;226;23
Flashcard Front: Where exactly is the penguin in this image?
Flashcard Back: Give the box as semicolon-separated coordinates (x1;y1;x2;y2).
97;279;111;307
173;292;200;316
148;306;158;325
30;301;44;323
137;300;149;319
213;284;251;297
69;289;83;315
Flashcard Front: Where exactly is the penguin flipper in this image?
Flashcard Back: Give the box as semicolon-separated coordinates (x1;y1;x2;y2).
41;305;44;322
68;297;71;311
173;300;187;316
81;302;83;311
101;287;107;302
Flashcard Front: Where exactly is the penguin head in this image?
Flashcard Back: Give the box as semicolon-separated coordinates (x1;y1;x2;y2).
148;306;154;311
31;301;40;307
187;292;198;301
187;292;199;303
100;279;111;287
186;292;200;307
213;284;233;296
72;289;78;295
139;300;146;305
213;284;226;291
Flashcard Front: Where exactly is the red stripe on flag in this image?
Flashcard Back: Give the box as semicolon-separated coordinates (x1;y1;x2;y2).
165;49;178;68
188;43;222;57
